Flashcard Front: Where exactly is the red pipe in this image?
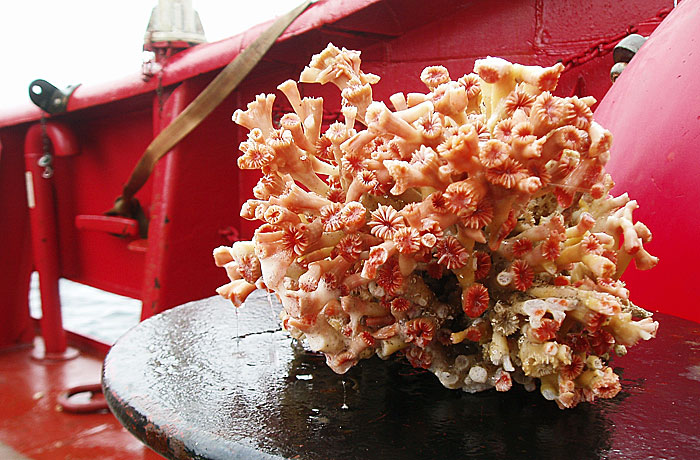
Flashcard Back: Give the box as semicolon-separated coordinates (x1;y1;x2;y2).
24;121;78;357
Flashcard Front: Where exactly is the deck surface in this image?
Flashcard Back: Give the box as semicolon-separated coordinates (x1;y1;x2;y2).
0;338;163;460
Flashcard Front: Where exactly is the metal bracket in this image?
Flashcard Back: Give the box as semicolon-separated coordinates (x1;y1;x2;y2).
610;34;647;82
613;34;647;64
28;79;80;114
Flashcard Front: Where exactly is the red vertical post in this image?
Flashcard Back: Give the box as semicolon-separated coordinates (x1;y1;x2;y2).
24;122;79;359
139;85;187;320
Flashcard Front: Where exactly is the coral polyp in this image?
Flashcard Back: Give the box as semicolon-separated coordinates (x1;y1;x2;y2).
214;43;658;409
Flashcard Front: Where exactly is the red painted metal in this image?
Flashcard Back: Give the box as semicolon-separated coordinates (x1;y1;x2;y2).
559;6;671;74
75;215;140;238
57;383;109;414
24;121;78;356
0;1;692;458
0;0;677;353
594;0;700;323
139;84;188;320
0;338;163;460
0;126;33;350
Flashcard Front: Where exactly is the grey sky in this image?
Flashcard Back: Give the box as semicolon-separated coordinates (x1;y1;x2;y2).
1;0;295;109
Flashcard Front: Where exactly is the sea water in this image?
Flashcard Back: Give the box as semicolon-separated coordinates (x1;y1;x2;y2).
29;272;141;345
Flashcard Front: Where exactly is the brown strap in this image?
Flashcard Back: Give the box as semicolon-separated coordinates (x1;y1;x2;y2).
109;0;314;217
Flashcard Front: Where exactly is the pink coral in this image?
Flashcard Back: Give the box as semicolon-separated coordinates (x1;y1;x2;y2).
485;157;527;189
216;44;658;409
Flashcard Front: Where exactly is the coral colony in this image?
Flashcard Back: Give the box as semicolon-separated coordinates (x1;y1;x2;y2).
213;44;658;409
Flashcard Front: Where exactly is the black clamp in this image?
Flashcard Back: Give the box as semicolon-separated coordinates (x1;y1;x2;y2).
28;79;80;114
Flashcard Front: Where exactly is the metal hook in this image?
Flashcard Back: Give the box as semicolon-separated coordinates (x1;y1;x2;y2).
41;166;54;179
37;154;52;168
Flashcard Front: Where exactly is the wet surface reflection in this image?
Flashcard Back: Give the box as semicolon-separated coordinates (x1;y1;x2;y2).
103;295;700;460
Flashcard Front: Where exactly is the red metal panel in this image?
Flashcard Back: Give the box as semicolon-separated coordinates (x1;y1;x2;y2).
140;75;250;318
139;84;187;319
539;0;664;45
387;0;538;63
52;101;154;298
0;126;34;348
74;215;140;238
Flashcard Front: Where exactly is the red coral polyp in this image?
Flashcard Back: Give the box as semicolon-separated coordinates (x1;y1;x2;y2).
393;227;422;254
486;157;527;189
531;92;565;130
473;252;492;280
512;238;533;258
494;371;513;392
511;259;534;291
460;199;494;229
581;233;603;254
560;354;584;381
369;205;405;240
375;259;404;296
444;183;478;215
341;151;368;175
463;283;490;318
391;297;413;313
405;346;432;370
336;234;364;261
281;226;309;256
405;318;437;348
340;201;367;232
238;141;275;170
320;203;344;232
435;236;470;270
457;73;481;99
479;139;510;168
540;234;562;261
530;318;559;342
494;119;516;143
504;89;535;116
421;65;451;90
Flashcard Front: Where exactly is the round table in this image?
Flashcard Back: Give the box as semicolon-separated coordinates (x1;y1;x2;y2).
102;292;700;460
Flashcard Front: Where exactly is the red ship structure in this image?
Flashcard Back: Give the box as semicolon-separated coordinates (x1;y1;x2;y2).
0;1;697;458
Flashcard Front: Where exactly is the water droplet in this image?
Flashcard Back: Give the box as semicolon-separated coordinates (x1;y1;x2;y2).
341;380;349;410
266;290;279;364
234;307;241;353
266;290;278;326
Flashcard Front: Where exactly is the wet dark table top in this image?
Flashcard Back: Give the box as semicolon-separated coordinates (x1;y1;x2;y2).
103;292;700;460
